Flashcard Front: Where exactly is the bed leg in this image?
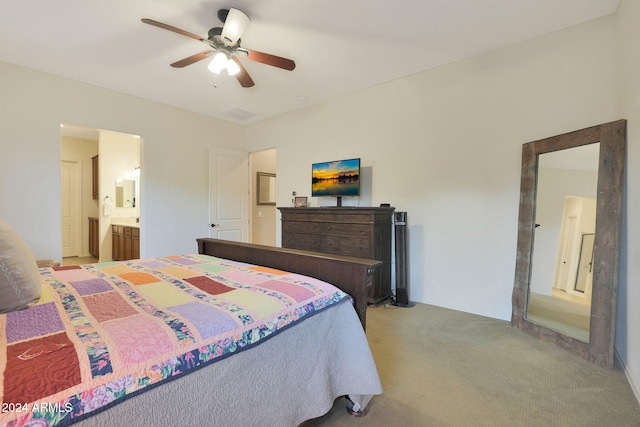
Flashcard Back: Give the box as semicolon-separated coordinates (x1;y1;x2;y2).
344;396;370;417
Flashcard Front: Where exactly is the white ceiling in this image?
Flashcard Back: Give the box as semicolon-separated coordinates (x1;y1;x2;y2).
1;1;619;126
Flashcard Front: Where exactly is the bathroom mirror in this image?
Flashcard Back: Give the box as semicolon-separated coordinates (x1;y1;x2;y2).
257;172;276;205
512;120;626;367
115;179;136;208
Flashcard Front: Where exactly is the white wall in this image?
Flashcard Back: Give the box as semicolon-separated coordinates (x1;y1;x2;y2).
0;61;244;260
615;0;640;401
245;16;620;323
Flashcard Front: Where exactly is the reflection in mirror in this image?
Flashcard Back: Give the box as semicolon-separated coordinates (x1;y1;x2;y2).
527;144;599;342
257;172;276;205
512;120;626;368
115;179;136;208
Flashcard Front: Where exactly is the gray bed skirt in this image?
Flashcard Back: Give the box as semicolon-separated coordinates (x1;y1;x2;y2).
74;299;383;427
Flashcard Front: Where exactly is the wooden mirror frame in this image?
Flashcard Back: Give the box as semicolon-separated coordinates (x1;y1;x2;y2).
256;172;276;206
512;119;626;367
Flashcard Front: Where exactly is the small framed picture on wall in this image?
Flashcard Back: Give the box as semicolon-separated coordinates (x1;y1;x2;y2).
294;196;308;207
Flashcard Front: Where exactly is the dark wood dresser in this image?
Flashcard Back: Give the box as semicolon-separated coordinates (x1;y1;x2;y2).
278;206;394;303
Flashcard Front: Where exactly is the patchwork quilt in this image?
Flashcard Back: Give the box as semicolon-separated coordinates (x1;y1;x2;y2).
0;255;348;427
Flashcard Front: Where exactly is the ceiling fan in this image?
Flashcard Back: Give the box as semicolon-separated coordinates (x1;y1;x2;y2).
142;8;296;88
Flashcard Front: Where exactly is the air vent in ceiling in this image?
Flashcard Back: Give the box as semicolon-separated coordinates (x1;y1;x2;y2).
219;107;256;121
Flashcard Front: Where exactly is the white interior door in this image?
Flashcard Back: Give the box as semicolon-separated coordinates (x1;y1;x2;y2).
555;215;577;291
61;160;82;257
209;147;249;242
574;233;595;294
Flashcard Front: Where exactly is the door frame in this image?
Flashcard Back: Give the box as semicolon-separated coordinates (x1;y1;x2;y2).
60;159;82;257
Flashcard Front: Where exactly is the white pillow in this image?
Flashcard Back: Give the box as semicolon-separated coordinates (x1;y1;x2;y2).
0;220;42;313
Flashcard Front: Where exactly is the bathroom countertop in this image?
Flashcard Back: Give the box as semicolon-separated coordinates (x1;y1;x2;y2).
111;222;140;228
111;219;140;228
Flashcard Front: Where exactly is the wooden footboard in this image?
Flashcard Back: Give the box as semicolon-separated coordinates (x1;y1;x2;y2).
197;238;381;330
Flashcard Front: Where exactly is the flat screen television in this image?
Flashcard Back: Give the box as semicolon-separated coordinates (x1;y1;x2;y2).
311;158;360;206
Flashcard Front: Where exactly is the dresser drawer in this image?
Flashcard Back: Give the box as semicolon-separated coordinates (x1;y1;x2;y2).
322;213;373;223
323;236;371;258
282;233;322;252
322;222;371;237
282;220;322;234
280;212;324;222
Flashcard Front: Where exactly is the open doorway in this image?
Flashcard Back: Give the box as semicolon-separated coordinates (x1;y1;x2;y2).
60;123;141;266
250;148;277;246
60;124;99;265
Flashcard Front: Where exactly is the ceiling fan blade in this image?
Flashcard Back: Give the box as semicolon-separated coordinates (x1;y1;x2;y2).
242;49;296;71
170;50;213;68
141;18;203;41
231;58;255;87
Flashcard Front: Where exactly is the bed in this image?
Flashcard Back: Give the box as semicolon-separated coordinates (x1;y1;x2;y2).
0;231;383;427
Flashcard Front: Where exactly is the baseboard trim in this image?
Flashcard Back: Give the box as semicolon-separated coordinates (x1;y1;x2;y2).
615;347;640;405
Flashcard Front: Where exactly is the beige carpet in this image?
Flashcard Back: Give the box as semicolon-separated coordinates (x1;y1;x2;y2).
313;302;640;426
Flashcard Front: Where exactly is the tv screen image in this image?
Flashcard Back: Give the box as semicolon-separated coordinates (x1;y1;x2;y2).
311;158;360;197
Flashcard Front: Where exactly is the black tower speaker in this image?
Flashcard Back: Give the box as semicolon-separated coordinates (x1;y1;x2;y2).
394;211;414;307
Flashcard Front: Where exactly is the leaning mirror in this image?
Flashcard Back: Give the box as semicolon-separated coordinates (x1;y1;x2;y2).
512;120;626;367
257;172;276;205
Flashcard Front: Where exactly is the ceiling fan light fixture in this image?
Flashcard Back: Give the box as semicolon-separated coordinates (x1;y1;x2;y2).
208;51;228;74
226;59;241;76
221;8;250;46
